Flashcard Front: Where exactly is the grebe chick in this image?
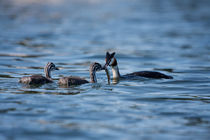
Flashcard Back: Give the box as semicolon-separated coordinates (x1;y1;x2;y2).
58;62;110;86
19;62;59;85
105;52;173;80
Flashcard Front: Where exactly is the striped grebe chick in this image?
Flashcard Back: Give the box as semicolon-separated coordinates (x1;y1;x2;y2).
58;62;110;86
19;62;59;85
105;52;173;81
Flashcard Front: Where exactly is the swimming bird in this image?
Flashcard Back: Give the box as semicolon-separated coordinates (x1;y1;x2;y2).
105;52;173;81
58;62;110;86
19;62;59;85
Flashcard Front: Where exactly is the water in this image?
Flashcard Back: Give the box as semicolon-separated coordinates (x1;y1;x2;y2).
0;0;210;139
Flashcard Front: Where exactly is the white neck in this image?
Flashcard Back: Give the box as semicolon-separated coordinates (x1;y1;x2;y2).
111;65;121;79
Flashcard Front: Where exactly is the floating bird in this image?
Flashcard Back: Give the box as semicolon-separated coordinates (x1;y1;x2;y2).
58;62;110;86
105;52;173;81
19;62;59;85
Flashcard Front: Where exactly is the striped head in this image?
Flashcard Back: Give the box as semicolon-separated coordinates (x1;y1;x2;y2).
104;52;115;67
44;62;59;78
89;62;104;72
105;52;117;67
89;62;104;83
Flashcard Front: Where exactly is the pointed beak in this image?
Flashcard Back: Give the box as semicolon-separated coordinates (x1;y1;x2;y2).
102;64;108;70
105;52;115;67
105;55;113;67
55;67;59;70
104;59;110;68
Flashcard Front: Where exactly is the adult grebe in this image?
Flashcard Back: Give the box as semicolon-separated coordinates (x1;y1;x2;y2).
105;52;173;80
58;62;110;86
19;62;59;85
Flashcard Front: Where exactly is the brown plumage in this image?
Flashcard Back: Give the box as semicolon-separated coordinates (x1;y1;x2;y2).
58;62;108;86
58;76;89;86
19;62;59;85
19;74;52;85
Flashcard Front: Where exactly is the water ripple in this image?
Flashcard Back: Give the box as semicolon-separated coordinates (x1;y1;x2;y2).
0;0;210;140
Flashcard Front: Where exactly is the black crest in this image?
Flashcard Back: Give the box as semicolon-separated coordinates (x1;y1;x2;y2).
90;62;103;71
105;52;115;66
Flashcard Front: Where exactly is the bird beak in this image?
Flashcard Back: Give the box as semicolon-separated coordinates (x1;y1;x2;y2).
102;64;108;70
55;67;59;70
105;52;115;67
105;57;111;67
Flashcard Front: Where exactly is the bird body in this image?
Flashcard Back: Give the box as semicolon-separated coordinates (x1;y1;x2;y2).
58;62;108;86
58;76;89;86
19;62;59;85
124;71;173;79
19;74;52;85
105;52;173;80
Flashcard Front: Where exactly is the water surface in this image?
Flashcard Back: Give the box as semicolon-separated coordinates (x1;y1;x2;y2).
0;0;210;139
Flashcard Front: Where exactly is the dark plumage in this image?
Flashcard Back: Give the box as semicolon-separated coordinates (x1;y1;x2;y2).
58;76;89;86
19;74;52;85
105;52;173;80
58;62;108;86
125;71;173;79
19;62;59;85
105;52;115;67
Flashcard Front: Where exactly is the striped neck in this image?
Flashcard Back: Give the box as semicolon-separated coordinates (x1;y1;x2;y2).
89;65;97;83
44;63;53;79
90;70;97;83
89;63;102;83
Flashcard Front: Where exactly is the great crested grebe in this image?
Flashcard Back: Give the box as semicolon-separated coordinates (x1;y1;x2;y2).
105;52;173;81
58;62;110;86
19;62;59;85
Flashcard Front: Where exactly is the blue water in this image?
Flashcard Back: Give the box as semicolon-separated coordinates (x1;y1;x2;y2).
0;0;210;139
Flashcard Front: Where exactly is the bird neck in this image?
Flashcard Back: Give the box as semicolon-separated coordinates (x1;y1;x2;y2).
44;66;52;79
111;65;121;80
89;68;97;83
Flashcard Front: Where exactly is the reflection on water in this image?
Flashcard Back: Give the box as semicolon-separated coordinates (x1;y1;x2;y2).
0;0;210;139
0;53;47;58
